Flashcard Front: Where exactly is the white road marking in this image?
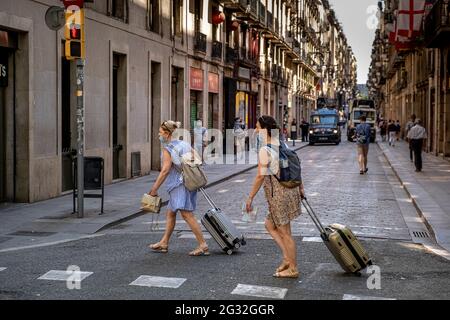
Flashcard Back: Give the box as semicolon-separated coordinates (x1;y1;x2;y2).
0;234;105;253
38;270;93;282
342;294;396;300
130;275;186;289
0;267;6;272
231;284;288;299
302;237;323;242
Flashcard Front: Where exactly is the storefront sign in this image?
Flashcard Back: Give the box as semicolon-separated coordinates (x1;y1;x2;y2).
0;53;7;87
237;81;249;92
251;79;258;93
190;67;204;91
238;67;250;80
208;72;219;93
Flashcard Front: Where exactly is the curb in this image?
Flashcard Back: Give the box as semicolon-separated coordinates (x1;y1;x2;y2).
97;143;309;232
377;141;439;244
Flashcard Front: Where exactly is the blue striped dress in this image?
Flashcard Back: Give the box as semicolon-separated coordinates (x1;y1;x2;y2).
162;140;198;213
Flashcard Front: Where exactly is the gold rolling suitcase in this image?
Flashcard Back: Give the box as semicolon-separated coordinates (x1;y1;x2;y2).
302;199;373;274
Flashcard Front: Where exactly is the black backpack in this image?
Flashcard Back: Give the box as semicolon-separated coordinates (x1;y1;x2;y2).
267;141;302;189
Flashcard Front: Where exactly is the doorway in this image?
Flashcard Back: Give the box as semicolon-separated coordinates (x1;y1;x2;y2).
151;61;161;171
61;55;74;192
112;53;127;180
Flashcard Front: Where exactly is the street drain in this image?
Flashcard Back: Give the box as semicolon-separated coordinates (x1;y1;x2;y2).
8;231;56;237
412;231;430;238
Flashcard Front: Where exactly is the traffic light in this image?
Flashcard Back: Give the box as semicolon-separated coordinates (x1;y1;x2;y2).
64;7;85;60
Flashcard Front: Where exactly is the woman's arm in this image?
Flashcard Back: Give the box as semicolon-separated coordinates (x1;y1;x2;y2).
246;148;270;211
149;149;172;196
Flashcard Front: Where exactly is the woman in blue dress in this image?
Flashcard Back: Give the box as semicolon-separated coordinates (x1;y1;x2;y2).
148;120;210;256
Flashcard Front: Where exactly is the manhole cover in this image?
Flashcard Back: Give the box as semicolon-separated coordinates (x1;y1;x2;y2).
8;231;56;237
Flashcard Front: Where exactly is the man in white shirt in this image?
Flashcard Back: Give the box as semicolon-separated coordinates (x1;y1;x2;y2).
407;119;427;172
405;114;417;162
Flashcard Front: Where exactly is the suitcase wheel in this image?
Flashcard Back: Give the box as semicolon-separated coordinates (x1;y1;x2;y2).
226;249;233;255
234;243;241;249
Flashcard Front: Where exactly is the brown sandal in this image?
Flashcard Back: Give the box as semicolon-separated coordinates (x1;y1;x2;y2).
276;261;290;273
149;243;168;253
189;245;210;256
273;268;300;279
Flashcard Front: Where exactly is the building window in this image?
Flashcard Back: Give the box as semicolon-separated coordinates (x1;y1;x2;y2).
194;0;203;33
173;0;183;36
108;0;129;22
148;0;160;33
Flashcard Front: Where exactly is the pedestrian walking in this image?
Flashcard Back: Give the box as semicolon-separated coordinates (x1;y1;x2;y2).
379;118;387;142
246;115;303;278
354;115;371;175
407;119;428;172
388;120;397;146
193;119;208;163
290;118;298;146
148;120;210;256
395;120;401;141
300;118;310;142
406;114;417;162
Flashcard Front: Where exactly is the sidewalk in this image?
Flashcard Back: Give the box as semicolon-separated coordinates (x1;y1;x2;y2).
0;142;308;251
378;138;450;253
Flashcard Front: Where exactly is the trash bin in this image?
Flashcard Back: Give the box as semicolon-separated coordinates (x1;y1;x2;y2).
73;157;105;214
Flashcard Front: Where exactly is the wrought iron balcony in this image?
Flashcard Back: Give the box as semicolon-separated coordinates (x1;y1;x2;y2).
194;32;207;54
424;0;450;48
212;41;223;60
225;45;238;64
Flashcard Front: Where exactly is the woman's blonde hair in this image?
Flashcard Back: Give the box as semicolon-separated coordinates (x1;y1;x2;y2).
161;120;182;135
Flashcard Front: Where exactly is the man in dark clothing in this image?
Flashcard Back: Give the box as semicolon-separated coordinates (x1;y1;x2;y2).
388;120;397;146
300;118;310;142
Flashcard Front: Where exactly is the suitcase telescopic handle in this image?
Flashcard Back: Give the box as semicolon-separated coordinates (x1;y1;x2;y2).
199;187;219;211
301;197;327;235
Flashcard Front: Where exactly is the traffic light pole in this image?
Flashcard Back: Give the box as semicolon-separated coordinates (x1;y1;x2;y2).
76;59;85;218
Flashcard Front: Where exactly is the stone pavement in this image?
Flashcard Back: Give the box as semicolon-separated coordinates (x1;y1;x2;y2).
0;142;307;251
378;138;450;253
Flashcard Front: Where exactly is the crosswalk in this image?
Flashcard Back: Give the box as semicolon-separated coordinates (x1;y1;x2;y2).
0;266;397;300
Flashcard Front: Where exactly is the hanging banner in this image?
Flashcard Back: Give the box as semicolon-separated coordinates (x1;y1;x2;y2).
190;67;204;91
208;72;219;93
0;52;7;87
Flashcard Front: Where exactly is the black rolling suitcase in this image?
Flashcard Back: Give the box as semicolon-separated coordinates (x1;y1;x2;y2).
302;198;373;274
200;188;246;255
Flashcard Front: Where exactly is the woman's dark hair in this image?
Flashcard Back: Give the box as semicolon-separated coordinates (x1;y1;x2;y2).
258;115;279;137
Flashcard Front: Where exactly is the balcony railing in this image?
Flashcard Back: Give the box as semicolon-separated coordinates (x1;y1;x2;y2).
212;41;223;60
272;64;278;80
194;32;207;54
225;45;238;64
424;0;450;48
240;47;247;60
265;62;271;78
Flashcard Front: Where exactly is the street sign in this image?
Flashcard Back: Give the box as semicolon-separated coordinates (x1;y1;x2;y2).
45;6;66;31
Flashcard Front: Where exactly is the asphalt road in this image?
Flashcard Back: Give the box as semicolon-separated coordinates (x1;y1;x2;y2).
1;139;450;300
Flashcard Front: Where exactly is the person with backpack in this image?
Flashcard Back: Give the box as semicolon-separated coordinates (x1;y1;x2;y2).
246;115;304;279
355;115;371;175
148;120;210;256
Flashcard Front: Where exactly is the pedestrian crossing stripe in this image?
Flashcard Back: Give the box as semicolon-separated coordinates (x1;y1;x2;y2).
130;275;186;289
231;284;288;299
0;267;6;272
342;294;396;300
38;270;93;282
302;237;323;242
